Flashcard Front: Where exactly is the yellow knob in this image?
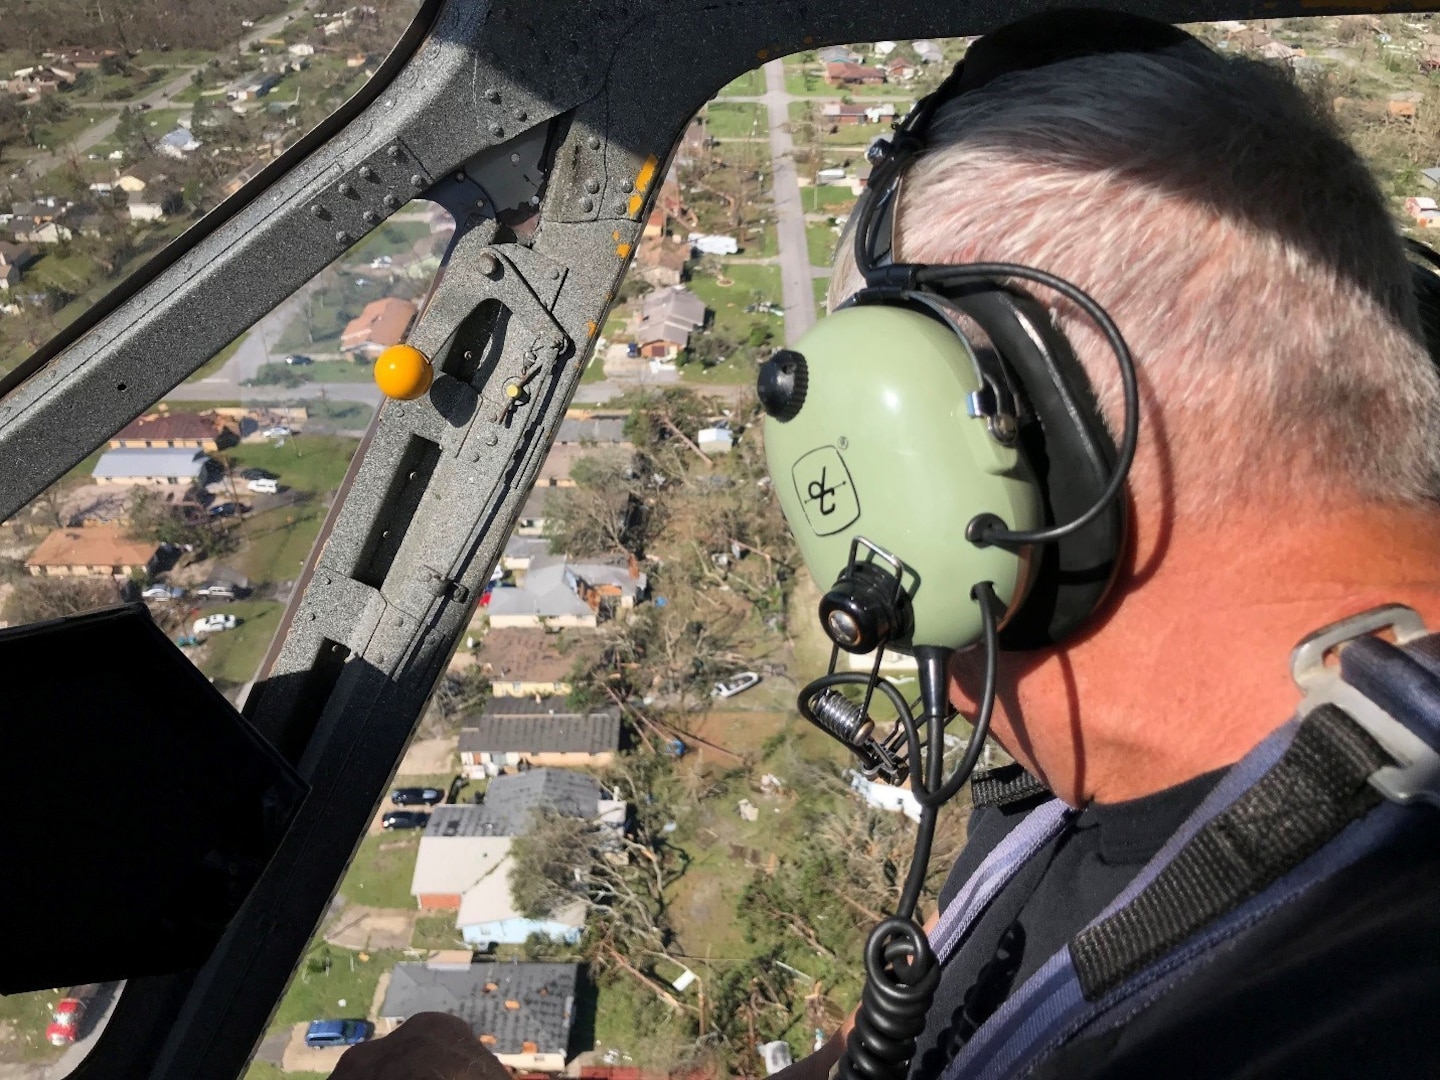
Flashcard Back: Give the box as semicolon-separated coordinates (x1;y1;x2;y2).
374;344;433;400
504;382;521;399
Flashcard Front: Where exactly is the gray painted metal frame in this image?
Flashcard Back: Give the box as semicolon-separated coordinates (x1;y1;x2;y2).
1;0;1424;1076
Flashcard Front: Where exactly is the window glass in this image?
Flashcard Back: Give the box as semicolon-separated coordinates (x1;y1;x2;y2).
0;0;425;383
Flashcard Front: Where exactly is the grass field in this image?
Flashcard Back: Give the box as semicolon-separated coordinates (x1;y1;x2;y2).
814;275;832;316
304;360;373;382
304;399;375;428
191;597;285;685
801;184;858;214
338;832;422;909
717;69;765;96
702;101;765;139
807;220;838;267
268;943;406;1030
245;1063;329;1080
0;988;65;1064
233;496;326;585
223;435;361;495
686;263;784;342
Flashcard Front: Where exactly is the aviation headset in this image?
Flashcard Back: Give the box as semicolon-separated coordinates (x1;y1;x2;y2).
753;13;1440;1080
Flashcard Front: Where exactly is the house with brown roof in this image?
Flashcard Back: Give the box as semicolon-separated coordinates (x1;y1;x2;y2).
42;48;120;71
824;61;885;87
25;524;159;579
110;411;234;451
634;237;688;287
341;297;418;358
537;443;585;488
458;698;623;775
474;628;597;698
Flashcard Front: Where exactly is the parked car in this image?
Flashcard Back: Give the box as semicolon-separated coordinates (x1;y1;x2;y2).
193;614;238;634
260;426;293;438
246;477;279;494
283;354;312;366
208;501;238;518
390;787;444;806
193;582;240;601
45;996;86;1046
381;810;430;830
239;467;275;481
304;1019;372;1047
141;584;186;601
712;671;761;699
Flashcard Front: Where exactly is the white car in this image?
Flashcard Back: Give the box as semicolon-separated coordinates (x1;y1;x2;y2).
247;477;279;494
711;671;761;699
141;584;186;601
260;426;292;438
193;614;238;634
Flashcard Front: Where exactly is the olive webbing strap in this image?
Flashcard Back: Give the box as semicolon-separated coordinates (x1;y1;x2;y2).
1069;703;1393;1000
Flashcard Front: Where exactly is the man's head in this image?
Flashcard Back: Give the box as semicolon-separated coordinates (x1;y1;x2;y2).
826;22;1440;802
831;35;1440;523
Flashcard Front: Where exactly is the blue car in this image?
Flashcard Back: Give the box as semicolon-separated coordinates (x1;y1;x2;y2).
304;1019;372;1047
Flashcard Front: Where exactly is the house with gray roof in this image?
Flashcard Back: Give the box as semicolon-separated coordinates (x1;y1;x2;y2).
487;554;647;629
412;770;620;948
92;447;211;489
380;960;581;1071
555;416;631;446
459;698;623;776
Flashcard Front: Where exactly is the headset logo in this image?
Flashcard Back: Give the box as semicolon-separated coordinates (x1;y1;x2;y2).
793;446;860;536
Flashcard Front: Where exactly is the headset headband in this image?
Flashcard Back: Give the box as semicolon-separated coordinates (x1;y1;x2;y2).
856;10;1205;283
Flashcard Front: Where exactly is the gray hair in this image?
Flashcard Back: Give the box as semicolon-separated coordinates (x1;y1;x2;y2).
831;49;1440;518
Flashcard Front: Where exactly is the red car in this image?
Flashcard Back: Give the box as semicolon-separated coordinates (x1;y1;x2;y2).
46;997;84;1046
45;985;97;1047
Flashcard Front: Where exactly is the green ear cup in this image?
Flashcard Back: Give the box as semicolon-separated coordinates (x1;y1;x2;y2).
762;305;1043;651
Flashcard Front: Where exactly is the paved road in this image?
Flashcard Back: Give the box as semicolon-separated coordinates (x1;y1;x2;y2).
19;4;306;179
761;59;817;346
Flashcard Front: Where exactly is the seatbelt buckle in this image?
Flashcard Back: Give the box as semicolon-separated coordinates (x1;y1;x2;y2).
1291;604;1440;809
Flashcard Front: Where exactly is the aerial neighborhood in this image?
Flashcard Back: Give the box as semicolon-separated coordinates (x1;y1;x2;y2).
4;6;1440;1077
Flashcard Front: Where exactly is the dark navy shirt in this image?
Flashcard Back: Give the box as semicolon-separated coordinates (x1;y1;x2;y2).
908;767;1440;1079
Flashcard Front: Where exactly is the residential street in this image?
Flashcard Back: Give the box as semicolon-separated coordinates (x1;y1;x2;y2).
19;4;308;180
760;59;818;345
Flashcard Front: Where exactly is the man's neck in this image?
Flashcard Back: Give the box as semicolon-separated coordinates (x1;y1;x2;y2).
1022;502;1440;806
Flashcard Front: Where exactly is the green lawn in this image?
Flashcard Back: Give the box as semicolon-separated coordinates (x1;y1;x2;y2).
338;832;422;909
186;333;246;382
30;249;102;294
740;223;780;259
814;275;833;316
269;942;406;1030
413;914;466;951
581;348;609;383
801;184;858;214
702;101;765;139
716;69;764;96
807;220;838;267
221;435;361;495
681;353;763;385
305;359;373;382
233;498;326;586
245;1063;329;1080
0;988;65;1064
687;263;784;342
305;399;375;428
192;597;284;685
